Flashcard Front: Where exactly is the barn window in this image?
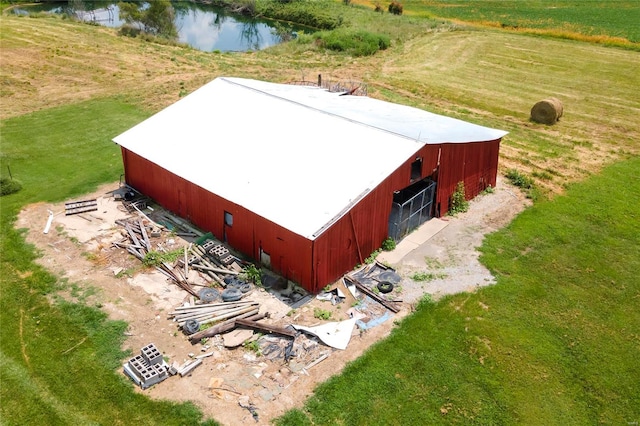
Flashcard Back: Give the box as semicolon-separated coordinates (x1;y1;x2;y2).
224;211;233;227
410;158;422;183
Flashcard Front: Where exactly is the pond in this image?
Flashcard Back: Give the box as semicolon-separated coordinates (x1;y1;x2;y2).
10;1;297;52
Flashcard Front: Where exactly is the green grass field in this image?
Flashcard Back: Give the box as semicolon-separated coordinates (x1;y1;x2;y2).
1;0;639;424
404;0;640;44
0;100;216;425
276;156;640;424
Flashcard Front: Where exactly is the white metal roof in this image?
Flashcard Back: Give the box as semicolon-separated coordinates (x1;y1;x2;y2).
113;77;507;239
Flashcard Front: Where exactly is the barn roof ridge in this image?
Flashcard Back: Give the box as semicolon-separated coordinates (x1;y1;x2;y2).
219;77;426;145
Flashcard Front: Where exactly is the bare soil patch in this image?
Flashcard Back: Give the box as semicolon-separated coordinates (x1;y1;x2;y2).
16;177;529;425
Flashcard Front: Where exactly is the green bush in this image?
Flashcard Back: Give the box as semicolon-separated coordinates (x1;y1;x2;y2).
259;1;342;30
0;177;22;196
239;264;262;286
448;181;469;215
388;1;403;15
381;237;396;251
314;29;390;56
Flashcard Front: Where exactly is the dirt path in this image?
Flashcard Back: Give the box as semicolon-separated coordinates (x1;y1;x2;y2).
16;177;529;425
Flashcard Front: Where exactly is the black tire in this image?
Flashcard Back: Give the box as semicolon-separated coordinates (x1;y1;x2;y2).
377;281;394;294
221;287;242;302
223;275;235;285
183;319;200;335
199;287;220;303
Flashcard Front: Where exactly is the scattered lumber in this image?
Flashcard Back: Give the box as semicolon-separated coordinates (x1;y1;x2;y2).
344;276;399;313
235;319;296;338
65;199;98;215
187;310;265;343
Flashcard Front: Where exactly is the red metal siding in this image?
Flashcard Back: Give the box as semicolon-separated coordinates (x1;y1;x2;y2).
122;149;314;288
310;144;440;291
122;137;499;292
436;139;500;216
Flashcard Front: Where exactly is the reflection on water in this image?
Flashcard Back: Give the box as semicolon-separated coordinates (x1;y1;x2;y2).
11;0;294;52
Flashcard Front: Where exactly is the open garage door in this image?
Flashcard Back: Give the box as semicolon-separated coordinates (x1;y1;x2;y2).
388;178;436;242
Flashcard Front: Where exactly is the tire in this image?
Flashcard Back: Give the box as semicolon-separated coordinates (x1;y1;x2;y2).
221;287;242;302
199;287;219;303
377;281;394;294
183;319;200;335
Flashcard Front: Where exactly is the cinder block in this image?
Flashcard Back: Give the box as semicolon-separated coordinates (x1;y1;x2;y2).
127;355;147;379
141;343;162;365
201;240;216;251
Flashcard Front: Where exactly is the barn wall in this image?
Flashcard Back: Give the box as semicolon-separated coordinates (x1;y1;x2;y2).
121;149;314;288
436;139;500;216
311;144;440;290
122;137;500;292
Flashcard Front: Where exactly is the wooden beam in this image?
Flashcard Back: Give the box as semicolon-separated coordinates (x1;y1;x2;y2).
235;319;297;338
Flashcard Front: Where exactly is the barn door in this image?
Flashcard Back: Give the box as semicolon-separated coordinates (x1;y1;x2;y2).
388;178;436;242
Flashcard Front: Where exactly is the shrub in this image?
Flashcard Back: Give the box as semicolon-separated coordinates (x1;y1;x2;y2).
388;1;403;15
381;237;396;251
239;264;262;286
314;29;390;56
0;177;22;196
258;2;342;30
449;181;469;215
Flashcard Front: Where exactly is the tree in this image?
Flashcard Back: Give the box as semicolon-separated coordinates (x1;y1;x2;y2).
118;0;177;39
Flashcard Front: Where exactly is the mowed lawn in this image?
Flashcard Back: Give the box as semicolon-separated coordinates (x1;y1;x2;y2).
277;156;640;425
0;100;216;425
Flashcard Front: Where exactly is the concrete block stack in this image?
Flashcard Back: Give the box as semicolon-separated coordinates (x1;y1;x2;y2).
123;343;168;390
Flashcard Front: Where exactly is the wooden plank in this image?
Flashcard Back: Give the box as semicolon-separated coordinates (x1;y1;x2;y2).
138;218;151;251
188;310;263;342
346;276;399;313
235;319;297;337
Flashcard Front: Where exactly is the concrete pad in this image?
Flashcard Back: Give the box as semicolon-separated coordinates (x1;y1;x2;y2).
377;218;448;265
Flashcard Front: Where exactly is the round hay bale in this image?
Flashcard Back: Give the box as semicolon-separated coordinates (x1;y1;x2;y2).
530;97;563;124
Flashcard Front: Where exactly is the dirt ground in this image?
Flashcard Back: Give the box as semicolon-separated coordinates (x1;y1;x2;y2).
16;177;529;425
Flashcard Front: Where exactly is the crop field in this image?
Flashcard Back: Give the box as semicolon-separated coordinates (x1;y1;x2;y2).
402;0;640;45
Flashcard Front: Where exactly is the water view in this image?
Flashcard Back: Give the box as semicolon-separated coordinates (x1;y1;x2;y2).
11;1;295;52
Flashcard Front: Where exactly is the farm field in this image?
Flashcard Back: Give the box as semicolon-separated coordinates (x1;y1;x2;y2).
401;0;640;44
1;1;639;424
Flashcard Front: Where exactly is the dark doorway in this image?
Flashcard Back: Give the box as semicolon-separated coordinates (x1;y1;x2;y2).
410;158;422;183
388;178;437;242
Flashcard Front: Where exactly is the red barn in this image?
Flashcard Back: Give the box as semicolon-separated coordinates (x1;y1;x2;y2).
113;77;506;293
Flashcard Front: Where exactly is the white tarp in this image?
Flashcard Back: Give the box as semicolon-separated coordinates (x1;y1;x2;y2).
292;318;358;350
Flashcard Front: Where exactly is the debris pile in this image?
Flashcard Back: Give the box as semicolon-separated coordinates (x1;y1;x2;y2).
112;217;199;296
169;300;262;340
